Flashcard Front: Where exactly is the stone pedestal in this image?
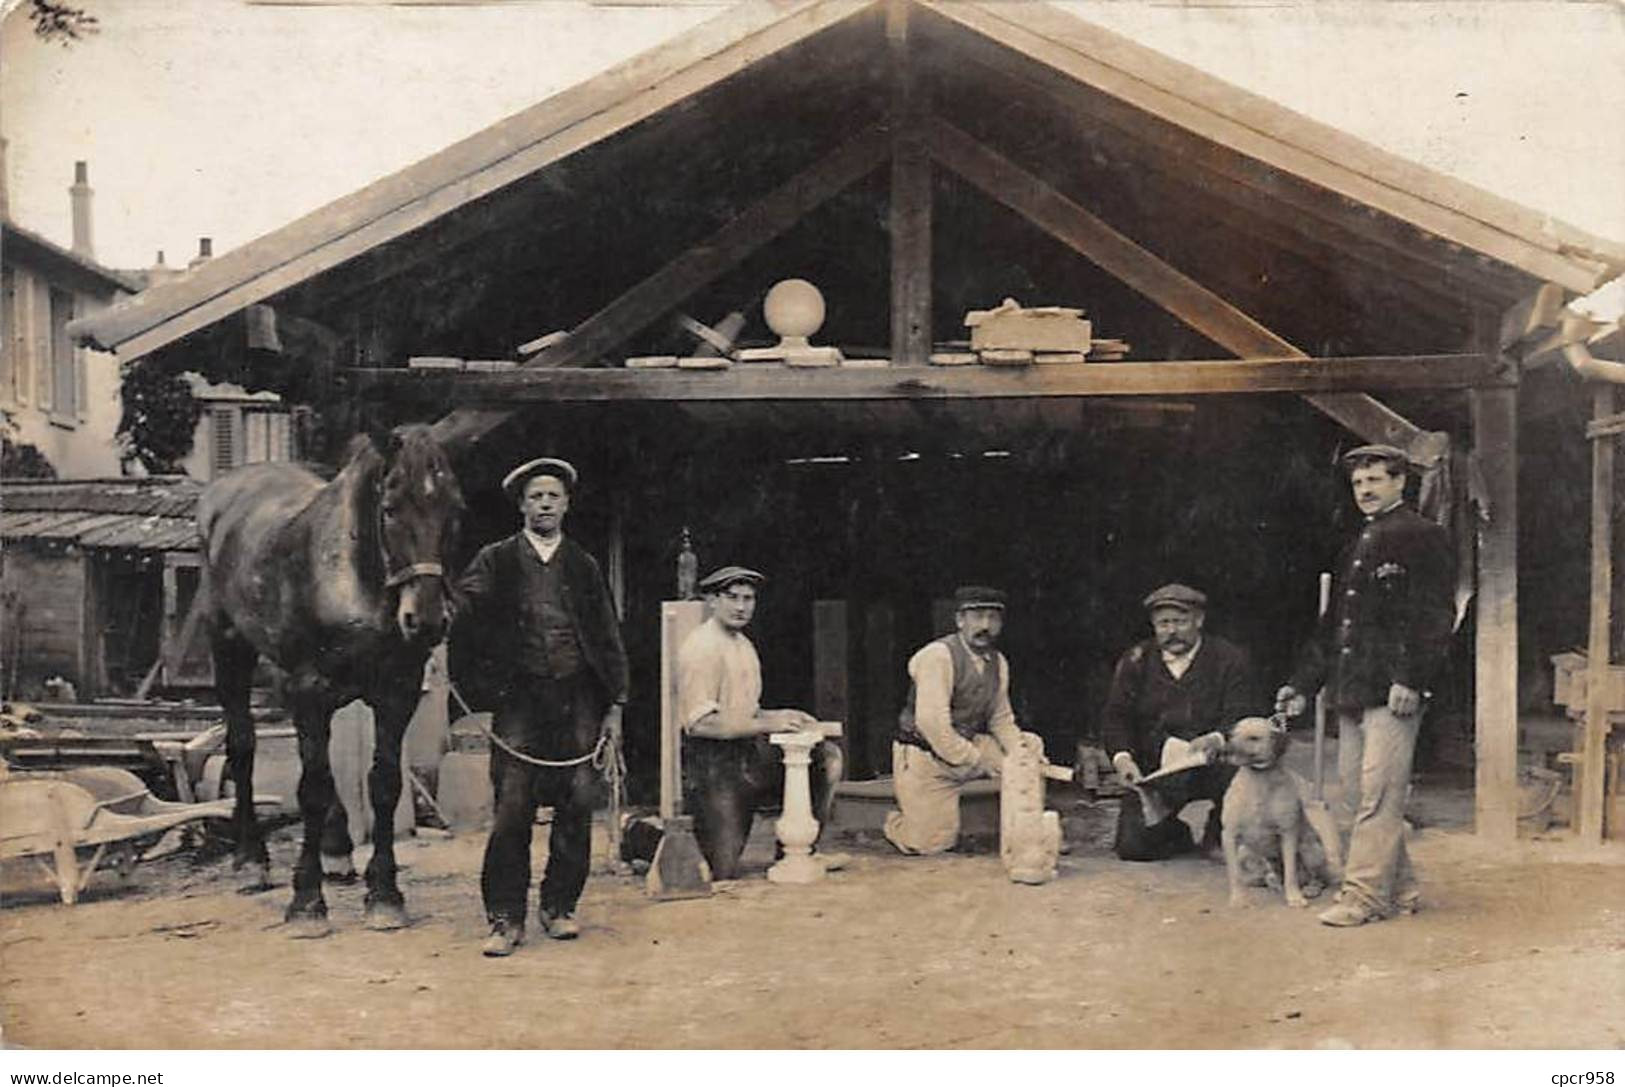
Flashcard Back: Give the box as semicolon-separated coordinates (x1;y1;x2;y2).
768;730;823;884
768;722;842;884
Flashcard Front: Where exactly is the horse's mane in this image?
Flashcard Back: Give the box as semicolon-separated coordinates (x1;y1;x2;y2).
339;424;462;507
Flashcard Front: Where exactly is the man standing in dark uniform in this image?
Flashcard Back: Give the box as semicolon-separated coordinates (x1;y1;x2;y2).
1103;583;1258;861
1278;444;1454;927
450;457;628;957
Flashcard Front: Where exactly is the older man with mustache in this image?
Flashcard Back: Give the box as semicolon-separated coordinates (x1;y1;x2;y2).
1103;583;1260;861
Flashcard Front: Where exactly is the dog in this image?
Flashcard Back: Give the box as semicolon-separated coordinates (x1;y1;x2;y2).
1220;716;1333;908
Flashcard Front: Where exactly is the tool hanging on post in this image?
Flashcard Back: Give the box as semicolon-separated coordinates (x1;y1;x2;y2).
1303;571;1344;880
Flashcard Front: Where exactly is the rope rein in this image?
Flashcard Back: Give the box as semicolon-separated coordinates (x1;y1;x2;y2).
448;681;614;769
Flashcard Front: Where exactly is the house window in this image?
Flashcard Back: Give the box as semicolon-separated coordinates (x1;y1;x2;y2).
209;404;295;479
2;267;30;405
1;266;15;405
48;287;76;425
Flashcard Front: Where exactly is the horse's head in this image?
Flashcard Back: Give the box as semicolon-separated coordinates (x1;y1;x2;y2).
373;424;464;647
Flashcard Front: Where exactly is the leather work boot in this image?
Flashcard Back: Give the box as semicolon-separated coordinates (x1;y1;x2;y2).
481;918;525;957
538;910;580;940
1317;899;1381;927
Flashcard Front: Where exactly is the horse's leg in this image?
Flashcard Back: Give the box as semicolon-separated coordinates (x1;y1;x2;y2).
212;627;271;892
320;794;357;883
287;693;341;938
362;686;415;930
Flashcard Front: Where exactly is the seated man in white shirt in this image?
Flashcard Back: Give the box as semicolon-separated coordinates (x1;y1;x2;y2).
677;565;844;880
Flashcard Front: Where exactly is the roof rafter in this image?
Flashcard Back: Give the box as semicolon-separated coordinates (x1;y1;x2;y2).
918;0;1618;295
924;116;1448;463
70;0;878;359
431;124;891;450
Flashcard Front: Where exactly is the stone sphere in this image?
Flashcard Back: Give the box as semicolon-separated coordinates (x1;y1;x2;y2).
763;278;826;341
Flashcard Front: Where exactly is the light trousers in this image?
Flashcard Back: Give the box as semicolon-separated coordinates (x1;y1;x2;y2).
883;733;1010;855
1336;704;1420;913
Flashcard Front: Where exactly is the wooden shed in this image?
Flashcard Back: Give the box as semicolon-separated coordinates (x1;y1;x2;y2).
70;0;1625;839
0;476;208;700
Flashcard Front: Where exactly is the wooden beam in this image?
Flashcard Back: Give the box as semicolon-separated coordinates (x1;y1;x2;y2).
430;125;890;451
1472;380;1520;842
1584;410;1625;442
359;354;1504;405
84;0;876;359
1500;283;1569;352
1579;384;1615;844
922;116;1448;463
931;47;1487;324
888;0;933;367
917;0;1615;293
312;34;881;316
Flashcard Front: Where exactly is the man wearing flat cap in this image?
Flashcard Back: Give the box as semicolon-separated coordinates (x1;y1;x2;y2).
884;585;1037;855
676;565;843;879
450;457;629;956
1102;582;1259;861
1277;444;1454;927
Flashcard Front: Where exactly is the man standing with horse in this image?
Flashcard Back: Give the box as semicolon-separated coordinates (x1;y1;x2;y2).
450;457;628;957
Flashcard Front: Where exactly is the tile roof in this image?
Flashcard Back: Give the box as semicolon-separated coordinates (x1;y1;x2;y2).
0;477;201;551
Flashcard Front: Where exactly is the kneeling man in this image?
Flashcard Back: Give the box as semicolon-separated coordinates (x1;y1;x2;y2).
1103;583;1258;860
678;565;844;880
884;585;1037;855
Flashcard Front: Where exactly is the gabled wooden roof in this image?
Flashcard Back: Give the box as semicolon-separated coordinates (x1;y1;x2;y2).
70;0;1625;361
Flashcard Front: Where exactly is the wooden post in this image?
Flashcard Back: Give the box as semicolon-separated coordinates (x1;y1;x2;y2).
864;602;898;779
888;0;932;367
608;488;627;622
659;601;706;820
1472;383;1519;841
813;599;851;770
1579;385;1615;843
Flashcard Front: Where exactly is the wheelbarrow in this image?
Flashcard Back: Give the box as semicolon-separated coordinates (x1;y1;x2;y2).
0;765;280;905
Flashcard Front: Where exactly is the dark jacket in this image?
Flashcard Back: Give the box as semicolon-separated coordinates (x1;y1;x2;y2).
1291;503;1455;713
1102;634;1258;769
449;533;630;712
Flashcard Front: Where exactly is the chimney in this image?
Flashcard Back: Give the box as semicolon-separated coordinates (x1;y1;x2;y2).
188;236;212;270
146;250;179;289
70;160;94;258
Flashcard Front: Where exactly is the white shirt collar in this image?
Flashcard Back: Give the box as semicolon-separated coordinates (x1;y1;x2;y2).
523;529;564;563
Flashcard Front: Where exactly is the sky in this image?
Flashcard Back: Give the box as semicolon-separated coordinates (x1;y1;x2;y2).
1;0;1621;273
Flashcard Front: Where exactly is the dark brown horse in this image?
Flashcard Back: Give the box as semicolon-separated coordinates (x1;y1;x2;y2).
198;424;463;936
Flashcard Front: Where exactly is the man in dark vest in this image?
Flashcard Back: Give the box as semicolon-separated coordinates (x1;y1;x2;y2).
1103;583;1259;861
1277;444;1454;927
450;457;629;957
884;585;1035;855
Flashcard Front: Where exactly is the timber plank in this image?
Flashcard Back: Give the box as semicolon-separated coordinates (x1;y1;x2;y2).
358;354;1501;403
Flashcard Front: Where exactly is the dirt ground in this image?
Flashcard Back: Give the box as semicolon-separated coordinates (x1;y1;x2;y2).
3;782;1623;1051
